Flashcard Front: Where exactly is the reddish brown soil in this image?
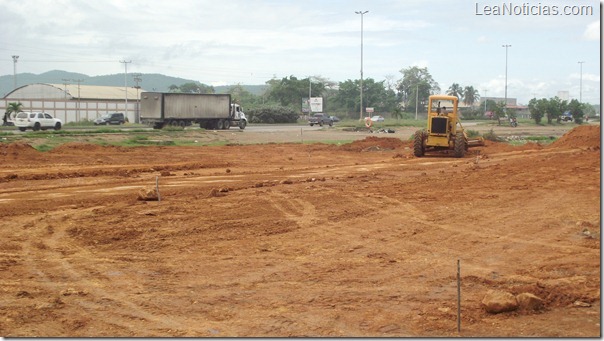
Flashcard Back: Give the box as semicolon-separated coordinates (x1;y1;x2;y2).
0;125;600;337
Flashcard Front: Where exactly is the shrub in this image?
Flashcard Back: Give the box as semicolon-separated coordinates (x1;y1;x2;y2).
247;106;299;124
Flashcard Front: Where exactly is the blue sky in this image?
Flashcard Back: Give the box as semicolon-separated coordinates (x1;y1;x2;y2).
0;0;600;104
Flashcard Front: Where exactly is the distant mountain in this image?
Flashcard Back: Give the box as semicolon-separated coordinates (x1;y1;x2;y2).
0;70;267;97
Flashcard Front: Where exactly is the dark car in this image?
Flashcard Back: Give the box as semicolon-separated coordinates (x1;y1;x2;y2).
94;112;126;125
309;113;333;127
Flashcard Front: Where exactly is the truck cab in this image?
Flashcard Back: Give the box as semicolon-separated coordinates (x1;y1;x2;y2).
231;104;247;129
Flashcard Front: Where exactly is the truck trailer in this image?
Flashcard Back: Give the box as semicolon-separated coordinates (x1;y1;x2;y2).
140;92;247;130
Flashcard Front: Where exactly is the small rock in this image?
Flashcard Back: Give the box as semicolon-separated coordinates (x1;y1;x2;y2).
137;187;159;201
516;292;544;311
280;179;293;184
573;300;592;307
481;290;518;313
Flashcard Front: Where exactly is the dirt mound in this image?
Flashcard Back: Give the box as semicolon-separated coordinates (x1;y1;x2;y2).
549;125;601;150
479;140;544;154
339;136;409;152
0;142;39;158
50;142;130;154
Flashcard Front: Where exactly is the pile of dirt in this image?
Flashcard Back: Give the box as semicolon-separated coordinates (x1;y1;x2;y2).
548;125;601;150
339;136;409;152
0;142;40;158
478;140;544;154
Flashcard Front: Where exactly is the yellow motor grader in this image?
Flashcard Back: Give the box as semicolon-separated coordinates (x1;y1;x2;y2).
413;95;484;158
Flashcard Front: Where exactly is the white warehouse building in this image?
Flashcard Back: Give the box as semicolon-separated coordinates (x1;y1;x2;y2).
2;83;145;124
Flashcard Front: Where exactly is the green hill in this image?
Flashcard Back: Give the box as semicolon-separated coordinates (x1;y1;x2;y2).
0;70;267;97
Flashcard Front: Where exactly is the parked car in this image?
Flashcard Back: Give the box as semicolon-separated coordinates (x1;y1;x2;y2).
329;115;340;122
370;115;385;122
94;112;126;125
561;111;573;122
14;112;62;131
309;113;333;127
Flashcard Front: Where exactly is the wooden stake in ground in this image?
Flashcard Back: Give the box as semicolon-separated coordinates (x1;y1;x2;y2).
457;259;461;333
156;176;161;202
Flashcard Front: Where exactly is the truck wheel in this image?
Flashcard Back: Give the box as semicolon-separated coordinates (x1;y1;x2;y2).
179;121;186;128
216;119;224;130
454;132;466;158
153;122;164;129
239;120;247;130
413;130;425;157
33;123;41;131
224;120;231;129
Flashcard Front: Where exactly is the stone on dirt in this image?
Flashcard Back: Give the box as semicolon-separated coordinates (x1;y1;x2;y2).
481;290;518;313
516;292;544;311
137;187;159;201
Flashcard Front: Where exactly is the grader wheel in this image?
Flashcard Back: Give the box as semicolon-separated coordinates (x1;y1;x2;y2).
413;130;425;157
454;132;466;158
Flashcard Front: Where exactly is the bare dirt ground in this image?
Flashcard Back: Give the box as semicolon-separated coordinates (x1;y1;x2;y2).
0;124;600;337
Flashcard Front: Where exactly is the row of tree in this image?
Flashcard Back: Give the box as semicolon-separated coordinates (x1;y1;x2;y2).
168;66;479;121
528;97;589;124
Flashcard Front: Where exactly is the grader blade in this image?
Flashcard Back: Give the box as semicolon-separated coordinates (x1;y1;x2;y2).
467;136;485;147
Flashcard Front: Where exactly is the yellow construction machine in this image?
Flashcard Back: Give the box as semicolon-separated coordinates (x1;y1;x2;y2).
413;95;484;158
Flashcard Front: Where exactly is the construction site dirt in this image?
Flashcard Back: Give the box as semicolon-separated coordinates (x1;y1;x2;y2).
0;124;600;337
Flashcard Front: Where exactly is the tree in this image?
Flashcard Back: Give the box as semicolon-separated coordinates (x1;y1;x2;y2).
265;75;326;110
463;86;480;106
332;78;396;115
396;66;440;113
492;101;506;125
4;102;23;125
528;98;549;124
447;83;463;99
168;82;215;94
547;97;567;124
567;99;585;123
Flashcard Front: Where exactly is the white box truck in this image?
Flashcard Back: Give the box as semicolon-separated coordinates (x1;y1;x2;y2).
140;92;247;130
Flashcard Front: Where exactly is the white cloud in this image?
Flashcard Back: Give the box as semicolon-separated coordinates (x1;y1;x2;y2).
583;21;600;41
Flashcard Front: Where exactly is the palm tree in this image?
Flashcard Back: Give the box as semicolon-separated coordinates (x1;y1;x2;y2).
463;86;480;106
447;83;463;99
3;102;23;125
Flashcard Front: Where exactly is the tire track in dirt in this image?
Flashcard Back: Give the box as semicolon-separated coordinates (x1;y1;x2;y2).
16;209;200;336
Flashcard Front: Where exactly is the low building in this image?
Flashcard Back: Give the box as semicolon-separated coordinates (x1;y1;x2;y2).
2;83;145;123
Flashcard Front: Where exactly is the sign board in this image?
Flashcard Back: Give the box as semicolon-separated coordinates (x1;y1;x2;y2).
366;107;374;113
302;98;310;113
309;97;323;113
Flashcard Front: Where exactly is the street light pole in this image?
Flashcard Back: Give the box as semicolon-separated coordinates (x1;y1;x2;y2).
502;44;511;111
355;10;368;121
578;61;585;103
12;55;19;89
120;60;132;118
415;83;419;120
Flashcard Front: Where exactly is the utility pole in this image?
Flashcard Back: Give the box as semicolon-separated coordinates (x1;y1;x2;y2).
415;83;419;120
483;89;488;112
120;60;132;118
578;61;585;103
133;73;142;123
355;10;368;121
71;79;84;121
62;79;70;99
502;44;511;112
12;56;19;89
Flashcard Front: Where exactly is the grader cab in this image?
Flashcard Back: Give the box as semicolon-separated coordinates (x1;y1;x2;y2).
413;95;484;158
